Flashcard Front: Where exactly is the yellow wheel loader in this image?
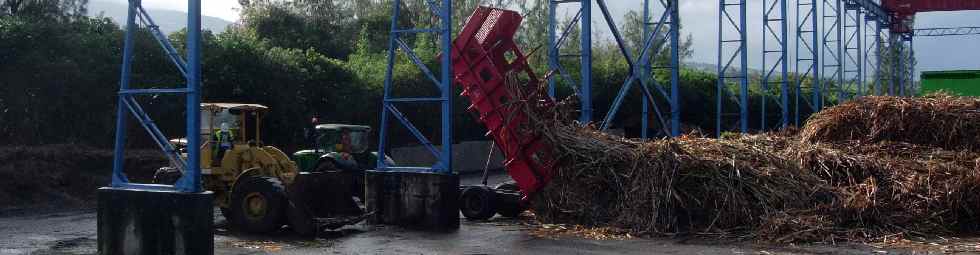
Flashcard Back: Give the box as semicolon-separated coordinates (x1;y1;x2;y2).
153;103;371;235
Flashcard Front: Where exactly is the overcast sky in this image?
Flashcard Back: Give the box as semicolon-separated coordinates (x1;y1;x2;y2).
113;0;979;75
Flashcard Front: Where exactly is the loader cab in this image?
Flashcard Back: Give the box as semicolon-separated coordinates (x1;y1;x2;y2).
200;103;268;167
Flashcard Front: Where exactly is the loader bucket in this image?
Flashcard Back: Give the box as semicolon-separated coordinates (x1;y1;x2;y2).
286;171;371;235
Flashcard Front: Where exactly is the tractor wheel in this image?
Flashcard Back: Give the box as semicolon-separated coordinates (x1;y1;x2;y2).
314;160;338;172
230;176;286;234
460;186;496;221
152;167;182;185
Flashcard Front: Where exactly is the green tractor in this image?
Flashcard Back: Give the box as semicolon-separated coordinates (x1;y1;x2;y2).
291;124;393;199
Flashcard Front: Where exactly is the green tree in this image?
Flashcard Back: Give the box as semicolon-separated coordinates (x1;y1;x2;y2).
1;0;87;20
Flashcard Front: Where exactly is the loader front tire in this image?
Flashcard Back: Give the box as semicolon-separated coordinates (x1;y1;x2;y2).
230;176;286;234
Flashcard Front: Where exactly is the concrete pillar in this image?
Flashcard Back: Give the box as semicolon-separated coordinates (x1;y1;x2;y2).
365;171;459;231
97;187;213;255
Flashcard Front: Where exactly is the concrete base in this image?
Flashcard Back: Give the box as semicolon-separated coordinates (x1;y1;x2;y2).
365;171;460;231
97;187;214;255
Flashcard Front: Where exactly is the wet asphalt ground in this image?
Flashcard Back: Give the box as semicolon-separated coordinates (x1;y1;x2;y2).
2;171;978;254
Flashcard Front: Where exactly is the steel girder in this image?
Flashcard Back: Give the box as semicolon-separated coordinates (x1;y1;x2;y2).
111;0;202;192
717;0;750;136
761;0;790;130
377;0;453;173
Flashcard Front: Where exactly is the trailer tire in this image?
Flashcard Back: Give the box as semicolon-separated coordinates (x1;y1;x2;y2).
460;186;496;220
494;181;519;192
230;176;286;234
497;204;523;218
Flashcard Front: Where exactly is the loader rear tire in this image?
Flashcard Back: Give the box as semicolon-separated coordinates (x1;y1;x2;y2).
460;186;496;221
231;176;286;234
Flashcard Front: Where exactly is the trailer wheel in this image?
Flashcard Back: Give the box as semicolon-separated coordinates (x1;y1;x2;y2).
460;186;496;220
493;181;524;217
231;176;286;234
494;181;519;192
496;204;523;218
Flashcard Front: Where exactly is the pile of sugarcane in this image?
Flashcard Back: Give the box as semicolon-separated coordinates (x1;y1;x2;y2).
801;94;980;150
513;85;980;242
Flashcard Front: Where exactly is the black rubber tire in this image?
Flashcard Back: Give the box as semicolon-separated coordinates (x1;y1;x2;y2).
230;176;286;234
152;167;182;185
496;202;523;218
494;181;519;192
493;181;523;218
460;186;496;221
314;160;337;172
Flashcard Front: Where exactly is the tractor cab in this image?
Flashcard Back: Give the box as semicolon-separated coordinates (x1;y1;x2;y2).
292;124;386;173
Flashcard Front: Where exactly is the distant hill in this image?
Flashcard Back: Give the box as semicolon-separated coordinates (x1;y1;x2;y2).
87;0;233;34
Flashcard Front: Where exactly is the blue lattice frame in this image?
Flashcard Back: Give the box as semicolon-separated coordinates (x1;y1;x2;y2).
111;0;202;193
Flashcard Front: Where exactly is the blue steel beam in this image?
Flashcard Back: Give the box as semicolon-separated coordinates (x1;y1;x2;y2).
136;6;187;78
897;35;907;96
111;0;138;187
900;36;913;96
121;96;186;171
641;0;651;138
580;0;592;124
547;7;583;98
548;1;591;123
668;0;681;137
377;0;452;173
111;0;202;192
841;6;862;99
548;1;557;98
598;0;678;137
864;18;882;95
176;0;201;192
909;37;916;94
795;0;820;126
883;32;893;95
874;24;883;95
761;0;790;130
717;0;749;136
914;26;980;36
847;0;890;25
821;0;842;106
